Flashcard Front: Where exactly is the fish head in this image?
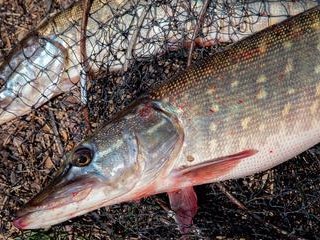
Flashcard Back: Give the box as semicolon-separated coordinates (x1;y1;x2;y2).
14;101;183;229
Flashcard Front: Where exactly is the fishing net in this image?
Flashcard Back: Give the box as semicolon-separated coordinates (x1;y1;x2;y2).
0;0;319;239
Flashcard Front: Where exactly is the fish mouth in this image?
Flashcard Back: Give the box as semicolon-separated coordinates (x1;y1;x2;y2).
13;174;103;229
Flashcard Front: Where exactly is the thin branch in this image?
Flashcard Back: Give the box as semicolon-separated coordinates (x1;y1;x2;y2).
187;0;210;67
48;107;65;161
79;0;93;132
213;183;306;239
80;0;92;73
0;12;22;17
155;197;171;212
215;182;247;210
44;0;53;16
123;4;151;72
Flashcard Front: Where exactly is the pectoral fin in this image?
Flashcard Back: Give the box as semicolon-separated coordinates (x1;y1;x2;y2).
171;149;258;185
166;149;257;234
167;186;198;234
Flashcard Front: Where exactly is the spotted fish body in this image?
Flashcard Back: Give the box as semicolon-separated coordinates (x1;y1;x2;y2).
13;6;320;230
150;6;320;187
0;0;318;125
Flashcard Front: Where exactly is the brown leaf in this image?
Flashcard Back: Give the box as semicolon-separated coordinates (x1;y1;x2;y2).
59;129;68;142
44;156;54;170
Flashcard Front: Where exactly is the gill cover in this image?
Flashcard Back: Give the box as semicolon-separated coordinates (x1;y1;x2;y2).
89;100;184;196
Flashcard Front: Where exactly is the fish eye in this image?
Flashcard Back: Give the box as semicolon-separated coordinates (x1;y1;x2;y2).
72;147;93;167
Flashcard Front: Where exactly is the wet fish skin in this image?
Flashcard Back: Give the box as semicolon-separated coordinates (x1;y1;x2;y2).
13;6;320;229
0;36;68;123
0;0;318;125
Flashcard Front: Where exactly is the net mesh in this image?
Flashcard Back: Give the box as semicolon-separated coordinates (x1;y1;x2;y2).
0;0;319;239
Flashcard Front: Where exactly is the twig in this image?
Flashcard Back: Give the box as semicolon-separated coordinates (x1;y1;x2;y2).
186;0;210;67
80;0;92;77
44;0;53;17
123;4;151;72
213;183;306;239
155;197;171;212
0;12;22;17
79;0;93;132
48;107;65;161
215;182;247;210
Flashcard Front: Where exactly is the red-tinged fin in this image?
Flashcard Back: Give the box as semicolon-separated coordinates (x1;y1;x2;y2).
174;149;258;185
167;186;198;234
13;217;27;229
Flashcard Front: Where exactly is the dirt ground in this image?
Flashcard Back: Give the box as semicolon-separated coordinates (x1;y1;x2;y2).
0;1;319;239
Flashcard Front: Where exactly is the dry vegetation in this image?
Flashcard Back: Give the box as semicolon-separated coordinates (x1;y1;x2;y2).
0;1;319;239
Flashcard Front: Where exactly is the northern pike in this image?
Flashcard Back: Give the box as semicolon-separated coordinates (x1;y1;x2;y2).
13;6;320;232
0;0;318;125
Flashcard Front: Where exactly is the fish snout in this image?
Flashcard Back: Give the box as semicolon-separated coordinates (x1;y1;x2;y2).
13;175;100;229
